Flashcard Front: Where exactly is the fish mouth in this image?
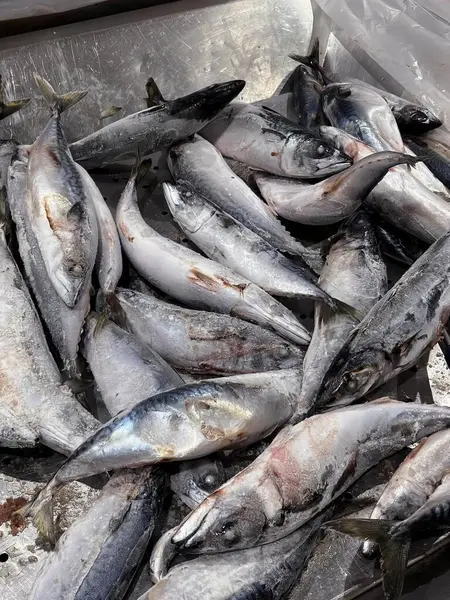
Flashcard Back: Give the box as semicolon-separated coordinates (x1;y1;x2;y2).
314;159;352;177
171;501;216;551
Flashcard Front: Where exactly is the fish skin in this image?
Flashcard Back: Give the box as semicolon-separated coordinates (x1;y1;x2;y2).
320;126;450;245
373;218;426;266
115;166;310;345
75;163;122;296
27;83;97;308
254;151;417;226
110;288;304;375
293;211;387;421
172;401;450;554
7;159;90;376
316;228;450;409
0;221;99;454
167;134;319;265
140;515;323;600
149;526;178;583
170;458;226;509
69;80;245;167
290;62;324;130
200;103;350;178
164;182;331;302
406;134;450;191
30;467;167;600
82;313;184;416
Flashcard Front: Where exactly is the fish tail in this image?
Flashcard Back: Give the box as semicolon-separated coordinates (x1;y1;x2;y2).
34;73;88;115
289;37;320;68
145;77;166;108
130;148;152;184
14;476;61;546
323;294;363;322
325;518;410;600
0;74;31;119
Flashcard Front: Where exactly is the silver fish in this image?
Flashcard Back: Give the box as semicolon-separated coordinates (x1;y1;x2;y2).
110;288;303;375
170;458;226;510
316;227;450;409
69;80;245;167
30;467;167;595
116;162;310;345
0;219;99;454
294;212;387;421
164;182;342;306
320;127;450;244
82;313;184;416
149;526;179;583
172;401;450;554
28;75;97;308
20;369;302;542
254;151;416;225
7;159;90;375
140;515;323;600
200;103;350;178
167;135;319;265
75;163;122;297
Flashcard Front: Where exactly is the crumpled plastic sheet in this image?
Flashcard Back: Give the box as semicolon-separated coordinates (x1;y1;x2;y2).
0;1;102;21
312;0;450;127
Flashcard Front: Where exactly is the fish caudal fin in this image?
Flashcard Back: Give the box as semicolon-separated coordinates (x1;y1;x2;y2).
0;74;31;119
145;77;166;107
325;518;410;600
324;294;363;322
14;476;61;547
34;74;88;115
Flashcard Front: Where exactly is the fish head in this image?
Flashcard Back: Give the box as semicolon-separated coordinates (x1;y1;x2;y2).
319;126;373;161
318;341;388;408
172;475;269;553
168;80;246;125
171;458;225;508
162;182;213;233
394;104;442;134
282;133;351;178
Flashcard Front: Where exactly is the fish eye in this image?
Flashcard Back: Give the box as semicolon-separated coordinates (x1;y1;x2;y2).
412;110;427;123
221;520;240;545
204;474;216;487
317;145;325;155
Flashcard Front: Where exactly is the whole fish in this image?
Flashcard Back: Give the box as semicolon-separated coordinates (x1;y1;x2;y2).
170;458;226;509
316;228;450;409
164;181;346;307
0;74;31;120
200;103;349;178
109;288;303;375
116;161;310;345
76;163;122;297
0;216;99;454
167;135;321;267
20;369;302;542
7;159;90;375
30;467;167;596
320;126;450;244
82;313;184;416
172;401;450;554
140;515;323;600
254;151;416;225
27;75;97;307
294;212;387;421
69;80;245;167
327;430;450;600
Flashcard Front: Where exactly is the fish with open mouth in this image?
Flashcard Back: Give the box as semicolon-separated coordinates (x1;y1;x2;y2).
69;80;245;167
27;75;98;308
116;159;310;345
109;288;303;375
200;102;350;178
171;401;450;554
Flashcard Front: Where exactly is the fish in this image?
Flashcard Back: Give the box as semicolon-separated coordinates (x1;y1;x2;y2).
293;211;387;421
200;103;350;178
149;526;179;583
139;514;324;600
75;163;122;298
172;401;450;554
109;287;304;375
7;159;91;375
30;467;167;594
164;181;348;308
406;132;450;190
82;312;184;416
0;74;31;120
254;151;417;226
167;134;322;268
69;80;245;167
316;228;450;409
115;160;310;345
373;218;426;266
18;368;302;542
99;105;122;120
326;430;450;600
170;458;226;509
27;75;97;308
320;126;450;244
0;211;100;454
288;54;324;130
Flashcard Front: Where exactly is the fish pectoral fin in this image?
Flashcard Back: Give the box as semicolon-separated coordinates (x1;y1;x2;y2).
145;77;166;107
67;201;85;222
